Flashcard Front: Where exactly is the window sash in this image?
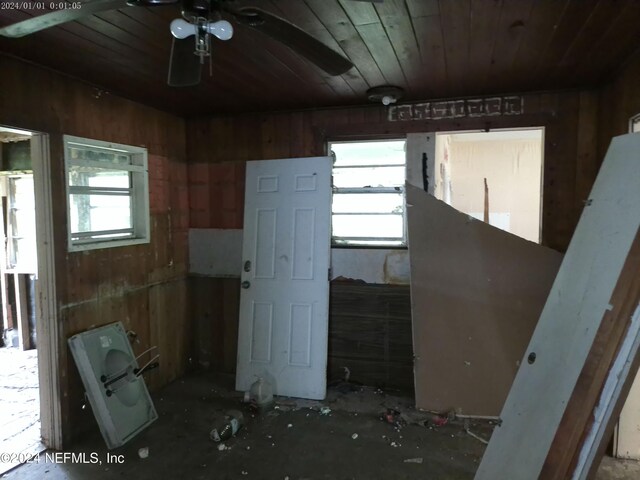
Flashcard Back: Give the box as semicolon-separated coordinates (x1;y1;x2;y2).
333;186;403;194
64;135;149;250
68;186;132;196
67;158;145;173
71;228;134;241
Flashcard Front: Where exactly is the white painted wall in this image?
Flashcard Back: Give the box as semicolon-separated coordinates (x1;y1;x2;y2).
330;248;409;284
189;228;410;284
446;130;543;243
616;370;640;459
189;228;243;277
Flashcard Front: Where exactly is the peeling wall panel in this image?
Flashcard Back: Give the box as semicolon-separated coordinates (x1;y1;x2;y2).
406;185;562;415
189;228;243;277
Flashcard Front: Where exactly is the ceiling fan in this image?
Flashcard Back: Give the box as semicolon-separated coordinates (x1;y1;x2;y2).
0;0;382;87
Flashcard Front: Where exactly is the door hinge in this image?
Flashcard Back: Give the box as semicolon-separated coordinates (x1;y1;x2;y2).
328;267;332;281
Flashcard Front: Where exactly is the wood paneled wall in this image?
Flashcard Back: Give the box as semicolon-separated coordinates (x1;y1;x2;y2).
185;89;604;397
190;277;239;374
189;276;415;393
329;282;413;393
0;55;191;446
598;49;640;156
188;90;600;253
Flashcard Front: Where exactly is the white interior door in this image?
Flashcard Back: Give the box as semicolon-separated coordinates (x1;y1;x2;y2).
235;156;332;400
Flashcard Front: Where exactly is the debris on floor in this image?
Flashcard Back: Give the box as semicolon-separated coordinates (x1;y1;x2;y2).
430;415;449;427
351;433;358;440
210;410;244;442
1;370;636;480
137;447;149;459
465;425;490;445
381;408;405;428
249;377;274;413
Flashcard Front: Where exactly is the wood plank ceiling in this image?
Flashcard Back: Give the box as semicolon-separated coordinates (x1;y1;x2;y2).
1;0;639;116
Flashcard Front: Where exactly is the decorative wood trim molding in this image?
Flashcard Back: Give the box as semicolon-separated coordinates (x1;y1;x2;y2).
388;96;524;122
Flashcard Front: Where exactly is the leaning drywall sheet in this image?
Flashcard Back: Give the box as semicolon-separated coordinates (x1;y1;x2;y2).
475;133;640;479
406;185;562;416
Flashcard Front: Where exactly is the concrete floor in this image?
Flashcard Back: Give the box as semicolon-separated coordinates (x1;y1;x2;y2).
2;371;639;479
0;347;42;475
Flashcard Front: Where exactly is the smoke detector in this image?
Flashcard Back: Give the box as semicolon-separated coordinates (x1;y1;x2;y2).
367;85;404;106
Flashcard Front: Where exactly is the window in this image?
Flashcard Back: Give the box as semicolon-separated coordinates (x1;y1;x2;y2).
64;135;149;251
330;139;406;247
631;113;640;133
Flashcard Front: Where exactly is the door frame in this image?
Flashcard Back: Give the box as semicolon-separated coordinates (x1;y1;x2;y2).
31;133;63;450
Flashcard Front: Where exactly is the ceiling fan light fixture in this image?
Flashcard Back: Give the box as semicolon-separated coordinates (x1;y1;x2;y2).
205;19;233;41
170;18;233;41
170;18;196;39
367;85;404;106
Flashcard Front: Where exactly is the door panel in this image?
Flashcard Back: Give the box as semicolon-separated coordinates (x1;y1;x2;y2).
236;157;332;400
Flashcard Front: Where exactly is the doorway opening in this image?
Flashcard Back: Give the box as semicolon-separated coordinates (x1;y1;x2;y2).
434;128;544;243
0;126;56;473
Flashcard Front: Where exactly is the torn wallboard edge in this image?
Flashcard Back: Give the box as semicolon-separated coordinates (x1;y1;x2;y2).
406;184;562;417
474;133;640;480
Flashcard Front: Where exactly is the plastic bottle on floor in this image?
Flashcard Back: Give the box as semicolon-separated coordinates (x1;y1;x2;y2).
249;377;274;413
210;410;244;442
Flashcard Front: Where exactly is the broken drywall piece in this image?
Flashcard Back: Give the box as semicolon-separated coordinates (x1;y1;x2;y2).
406;185;562;416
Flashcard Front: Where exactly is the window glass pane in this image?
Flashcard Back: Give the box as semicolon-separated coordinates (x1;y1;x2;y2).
68;146;132;165
69;194;131;234
333;193;403;214
331;140;406;167
332;214;403;239
330;139;406;246
69;166;131;188
333;165;404;188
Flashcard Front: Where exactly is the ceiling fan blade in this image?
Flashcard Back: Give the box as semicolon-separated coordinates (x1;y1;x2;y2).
0;0;131;38
234;7;354;76
167;37;202;87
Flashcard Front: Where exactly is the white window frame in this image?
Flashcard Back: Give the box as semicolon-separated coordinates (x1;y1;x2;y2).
329;138;407;248
630;113;640;133
63;135;149;252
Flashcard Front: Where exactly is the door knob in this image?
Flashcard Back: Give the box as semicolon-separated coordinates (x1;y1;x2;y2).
241;281;251;289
